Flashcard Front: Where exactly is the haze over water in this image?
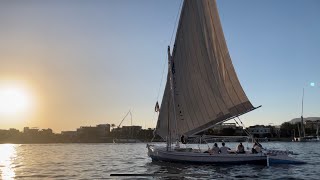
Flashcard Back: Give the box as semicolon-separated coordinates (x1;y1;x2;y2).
0;0;319;132
0;142;319;179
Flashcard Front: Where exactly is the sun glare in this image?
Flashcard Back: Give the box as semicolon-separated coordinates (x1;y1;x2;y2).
0;144;16;180
0;83;33;116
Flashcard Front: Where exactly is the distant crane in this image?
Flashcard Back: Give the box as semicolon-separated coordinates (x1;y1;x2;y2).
117;110;132;128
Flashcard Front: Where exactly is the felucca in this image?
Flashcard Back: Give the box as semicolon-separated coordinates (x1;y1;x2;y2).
147;0;304;165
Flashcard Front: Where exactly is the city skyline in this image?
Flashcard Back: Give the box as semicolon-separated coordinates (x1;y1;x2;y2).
0;0;319;132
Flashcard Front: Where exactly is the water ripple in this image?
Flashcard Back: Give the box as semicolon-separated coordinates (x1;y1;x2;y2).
0;142;319;179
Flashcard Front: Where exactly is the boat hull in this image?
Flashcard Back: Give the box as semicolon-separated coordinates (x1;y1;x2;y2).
147;145;267;165
293;136;320;142
113;139;142;143
268;155;305;165
147;145;305;165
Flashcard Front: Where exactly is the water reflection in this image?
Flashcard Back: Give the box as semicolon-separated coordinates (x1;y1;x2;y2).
146;160;266;179
0;144;16;180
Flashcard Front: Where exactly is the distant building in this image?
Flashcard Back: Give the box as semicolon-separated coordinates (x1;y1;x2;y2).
76;124;111;141
247;125;271;138
23;127;39;134
112;126;142;139
61;131;77;142
8;128;20;134
40;128;53;135
77;126;99;138
96;124;111;137
210;123;243;136
122;126;142;132
122;126;142;137
61;131;77;137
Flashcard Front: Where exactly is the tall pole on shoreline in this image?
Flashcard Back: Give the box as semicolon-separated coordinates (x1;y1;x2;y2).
301;88;305;137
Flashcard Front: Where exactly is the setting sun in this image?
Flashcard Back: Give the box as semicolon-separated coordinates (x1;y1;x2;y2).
0;84;33;116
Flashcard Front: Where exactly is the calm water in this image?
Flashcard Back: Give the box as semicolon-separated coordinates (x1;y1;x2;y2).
0;142;319;179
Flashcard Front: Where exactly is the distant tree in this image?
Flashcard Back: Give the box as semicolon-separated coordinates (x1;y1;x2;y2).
280;122;296;137
221;128;235;136
206;128;214;135
111;124;116;129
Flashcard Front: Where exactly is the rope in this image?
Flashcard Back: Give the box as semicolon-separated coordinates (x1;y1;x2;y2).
233;118;255;143
234;117;264;148
233;118;250;136
151;0;183;142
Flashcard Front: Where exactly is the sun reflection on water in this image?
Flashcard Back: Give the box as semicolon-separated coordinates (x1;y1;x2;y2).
0;144;16;180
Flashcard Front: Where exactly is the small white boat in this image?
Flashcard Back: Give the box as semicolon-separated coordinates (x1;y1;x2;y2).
293;136;320;142
148;0;304;165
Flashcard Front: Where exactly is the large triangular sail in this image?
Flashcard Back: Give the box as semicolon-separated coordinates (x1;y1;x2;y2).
155;0;255;140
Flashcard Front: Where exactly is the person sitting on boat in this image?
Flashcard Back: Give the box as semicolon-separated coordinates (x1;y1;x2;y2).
219;142;231;154
236;142;245;154
211;143;220;154
252;142;262;153
180;135;187;144
204;143;219;154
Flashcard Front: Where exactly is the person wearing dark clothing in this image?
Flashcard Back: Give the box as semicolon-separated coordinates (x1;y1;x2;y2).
237;142;245;154
180;135;187;144
251;142;262;154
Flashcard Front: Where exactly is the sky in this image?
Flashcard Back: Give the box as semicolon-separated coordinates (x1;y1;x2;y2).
0;0;319;132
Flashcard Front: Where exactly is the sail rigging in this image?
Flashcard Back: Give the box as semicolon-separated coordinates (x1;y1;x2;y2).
147;0;304;166
155;0;255;140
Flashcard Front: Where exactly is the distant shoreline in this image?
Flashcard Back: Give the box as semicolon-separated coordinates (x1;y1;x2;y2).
0;138;293;144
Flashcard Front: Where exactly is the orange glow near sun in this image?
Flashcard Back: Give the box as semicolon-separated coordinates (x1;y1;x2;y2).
0;82;34;117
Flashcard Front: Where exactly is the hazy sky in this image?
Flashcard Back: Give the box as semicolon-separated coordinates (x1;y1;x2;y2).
0;0;319;132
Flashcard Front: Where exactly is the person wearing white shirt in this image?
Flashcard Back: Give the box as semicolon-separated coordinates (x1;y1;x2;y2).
219;142;231;154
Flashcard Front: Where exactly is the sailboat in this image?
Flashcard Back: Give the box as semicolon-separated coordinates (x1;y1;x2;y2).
147;0;304;165
293;89;319;142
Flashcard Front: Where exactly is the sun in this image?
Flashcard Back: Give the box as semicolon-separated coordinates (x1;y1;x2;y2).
0;84;33;116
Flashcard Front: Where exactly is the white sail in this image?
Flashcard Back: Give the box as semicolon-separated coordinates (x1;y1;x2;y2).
155;0;255;140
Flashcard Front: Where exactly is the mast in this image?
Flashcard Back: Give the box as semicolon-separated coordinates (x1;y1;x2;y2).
168;46;178;142
130;111;132;139
167;98;170;151
316;121;319;139
155;0;256;140
167;46;178;151
301;88;305;137
130;110;132;126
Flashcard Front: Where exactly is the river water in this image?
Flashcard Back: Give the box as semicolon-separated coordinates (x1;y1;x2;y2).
0;142;319;179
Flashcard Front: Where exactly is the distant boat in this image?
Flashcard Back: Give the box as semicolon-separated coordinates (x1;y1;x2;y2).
293;89;319;142
147;0;304;165
293;124;320;142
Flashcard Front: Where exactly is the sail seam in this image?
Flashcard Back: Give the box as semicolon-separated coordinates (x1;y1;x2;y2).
176;48;193;134
178;2;202;129
198;0;228;116
189;0;209;124
174;3;196;133
207;0;241;116
193;0;222;119
189;1;217;123
209;0;252;113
